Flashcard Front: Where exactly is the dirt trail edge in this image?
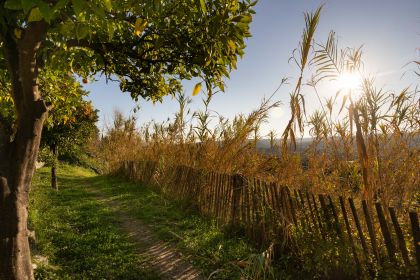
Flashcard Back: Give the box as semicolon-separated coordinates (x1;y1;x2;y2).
89;188;206;280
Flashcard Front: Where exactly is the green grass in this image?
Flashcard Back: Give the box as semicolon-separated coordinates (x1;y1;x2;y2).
30;164;160;280
30;164;263;279
30;164;418;280
85;174;259;280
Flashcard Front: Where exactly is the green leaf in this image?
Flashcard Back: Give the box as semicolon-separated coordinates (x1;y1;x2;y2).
107;23;115;41
72;0;87;21
199;0;207;14
227;40;236;52
76;24;89;39
21;0;36;14
240;15;252;23
4;0;22;10
103;0;112;12
59;20;74;36
89;2;106;18
52;0;68;13
231;57;237;69
38;1;52;22
28;7;44;22
232;15;243;22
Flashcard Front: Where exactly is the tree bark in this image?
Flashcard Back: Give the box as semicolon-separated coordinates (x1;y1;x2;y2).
51;144;58;190
0;21;48;280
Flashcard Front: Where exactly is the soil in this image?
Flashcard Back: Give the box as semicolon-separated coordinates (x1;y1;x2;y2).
90;189;206;280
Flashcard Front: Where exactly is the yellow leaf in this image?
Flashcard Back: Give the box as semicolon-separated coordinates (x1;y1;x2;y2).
231;58;237;69
227;40;236;51
14;28;21;39
192;83;202;96
134;18;148;36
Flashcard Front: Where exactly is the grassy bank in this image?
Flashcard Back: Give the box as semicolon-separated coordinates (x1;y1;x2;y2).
30;165;160;280
30;164;264;279
84;174;262;279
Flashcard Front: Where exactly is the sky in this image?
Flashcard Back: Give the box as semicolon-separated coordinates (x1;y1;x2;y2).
83;0;420;137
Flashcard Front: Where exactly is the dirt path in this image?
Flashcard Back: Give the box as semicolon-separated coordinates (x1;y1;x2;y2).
90;188;206;280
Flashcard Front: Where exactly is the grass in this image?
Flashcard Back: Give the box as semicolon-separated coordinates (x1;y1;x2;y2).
30;164;260;280
30;164;160;280
85;174;259;279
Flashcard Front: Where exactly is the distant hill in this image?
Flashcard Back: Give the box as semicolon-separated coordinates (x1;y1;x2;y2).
256;137;314;156
255;135;420;157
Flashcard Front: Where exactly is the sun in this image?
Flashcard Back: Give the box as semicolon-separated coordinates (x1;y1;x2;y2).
336;72;361;91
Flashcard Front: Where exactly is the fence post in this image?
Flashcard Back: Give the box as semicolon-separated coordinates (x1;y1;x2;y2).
362;200;380;262
409;211;420;272
312;193;326;240
241;180;248;227
298;190;311;231
304;191;319;235
375;202;397;264
123;161;128;176
319;194;334;238
231;174;243;225
348;198;369;260
214;173;221;221
286;187;297;226
328;195;343;240
339;196;361;276
388;207;410;266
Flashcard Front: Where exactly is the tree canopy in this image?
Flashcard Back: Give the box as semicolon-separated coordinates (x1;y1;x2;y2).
40;83;98;163
1;0;255;103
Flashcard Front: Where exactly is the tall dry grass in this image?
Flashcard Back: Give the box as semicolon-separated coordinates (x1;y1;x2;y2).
95;8;419;209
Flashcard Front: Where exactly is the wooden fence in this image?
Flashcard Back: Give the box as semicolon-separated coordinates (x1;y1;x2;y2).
120;160;420;278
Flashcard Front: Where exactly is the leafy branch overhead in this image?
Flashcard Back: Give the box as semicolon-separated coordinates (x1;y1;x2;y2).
1;0;256;102
0;66;91;131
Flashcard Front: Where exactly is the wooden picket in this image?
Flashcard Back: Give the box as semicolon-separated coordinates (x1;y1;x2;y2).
120;160;420;277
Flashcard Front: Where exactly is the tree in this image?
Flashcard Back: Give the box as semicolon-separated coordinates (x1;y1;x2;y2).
1;62;98;189
0;0;255;278
40;71;98;190
41;99;98;190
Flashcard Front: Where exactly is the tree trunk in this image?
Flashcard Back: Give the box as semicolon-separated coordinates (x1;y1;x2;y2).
0;109;47;280
51;144;58;190
0;22;48;280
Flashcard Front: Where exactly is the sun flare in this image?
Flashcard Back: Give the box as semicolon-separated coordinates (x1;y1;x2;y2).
336;72;361;90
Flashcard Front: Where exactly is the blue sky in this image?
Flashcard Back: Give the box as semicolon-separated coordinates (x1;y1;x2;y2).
83;0;420;136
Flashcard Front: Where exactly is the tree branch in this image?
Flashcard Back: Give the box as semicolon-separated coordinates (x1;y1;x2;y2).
18;20;49;108
2;32;23;109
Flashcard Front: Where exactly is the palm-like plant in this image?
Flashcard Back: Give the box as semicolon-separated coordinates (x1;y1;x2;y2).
282;6;323;151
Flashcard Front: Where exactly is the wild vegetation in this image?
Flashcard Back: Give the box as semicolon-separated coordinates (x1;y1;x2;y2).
0;1;255;278
0;1;418;279
98;8;419;208
95;6;420;279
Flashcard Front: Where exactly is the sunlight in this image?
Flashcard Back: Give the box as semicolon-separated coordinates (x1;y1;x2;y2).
336;72;361;91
